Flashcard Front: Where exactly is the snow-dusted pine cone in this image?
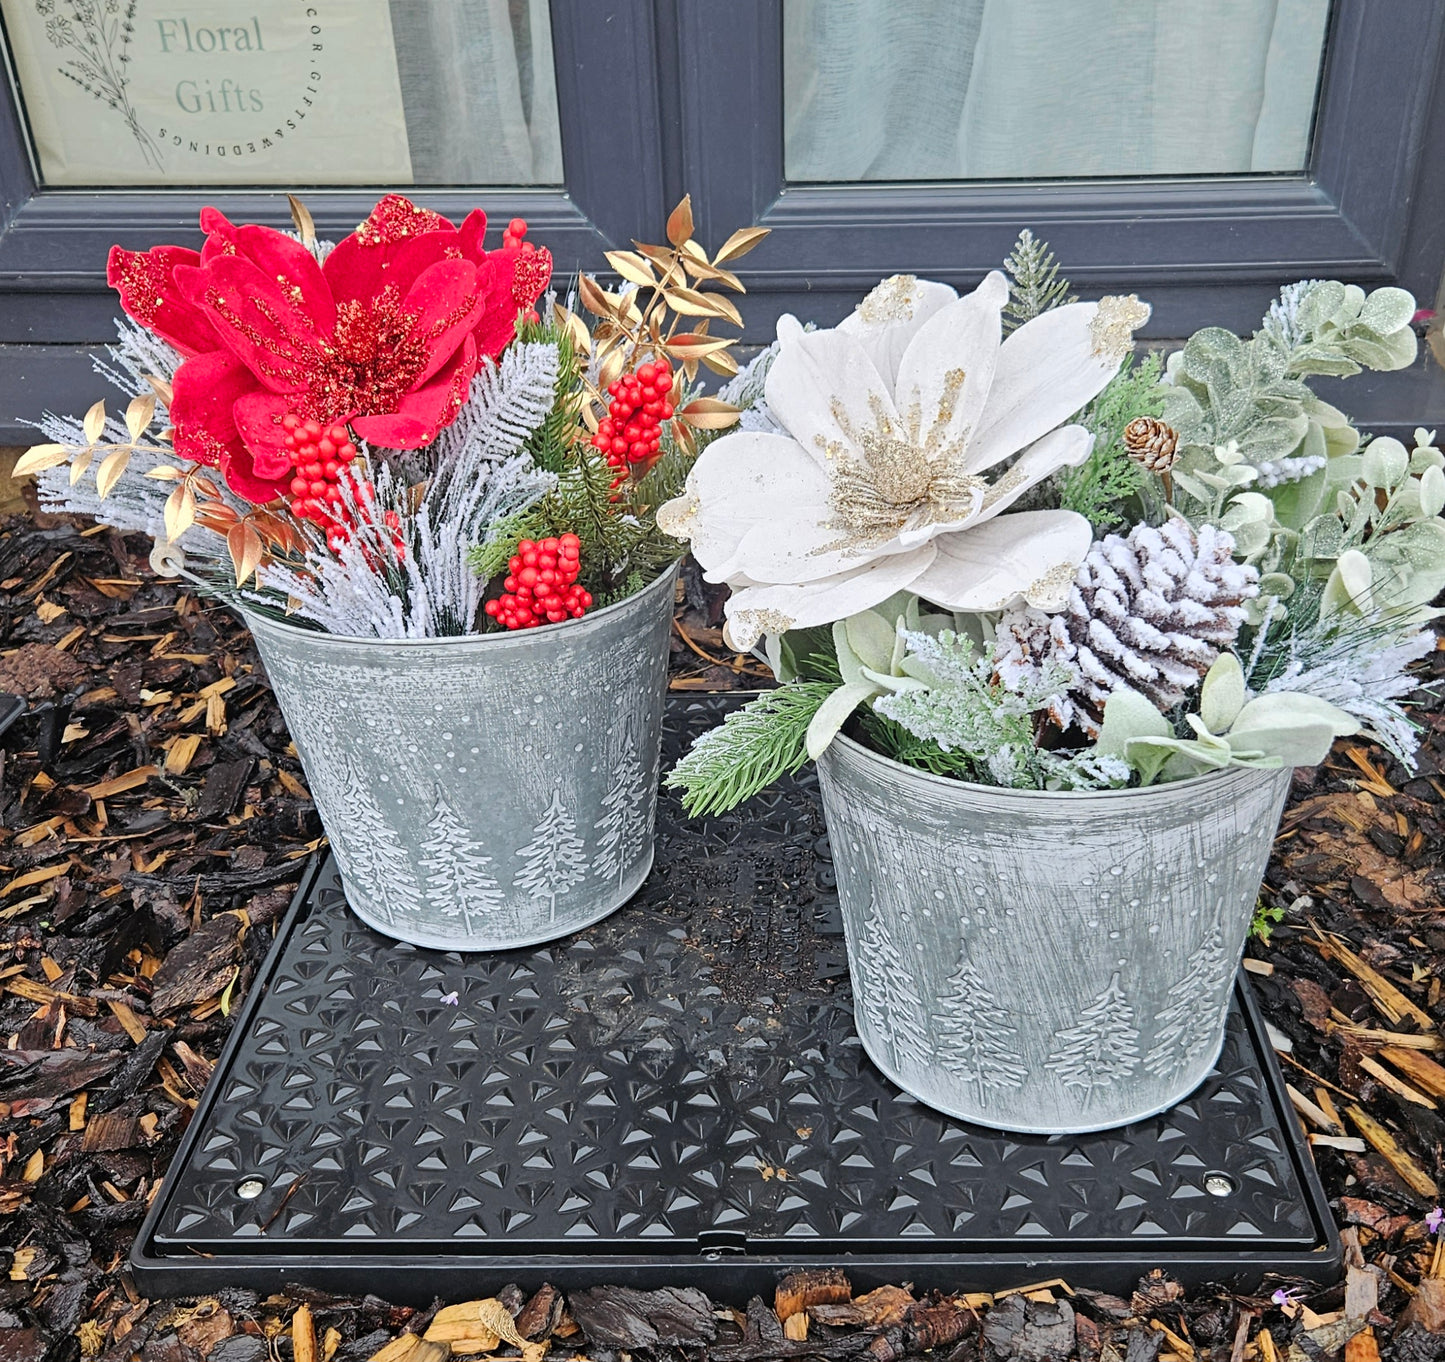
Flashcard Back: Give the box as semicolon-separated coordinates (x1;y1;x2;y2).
995;519;1258;736
1122;416;1179;472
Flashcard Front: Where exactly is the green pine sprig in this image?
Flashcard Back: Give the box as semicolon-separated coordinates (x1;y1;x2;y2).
665;682;837;816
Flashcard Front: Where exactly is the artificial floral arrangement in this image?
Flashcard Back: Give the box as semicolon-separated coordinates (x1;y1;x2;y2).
664;232;1438;811
16;193;766;638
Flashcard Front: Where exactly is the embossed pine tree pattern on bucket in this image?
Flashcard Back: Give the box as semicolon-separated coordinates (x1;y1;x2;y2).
242;566;675;950
817;732;1292;1133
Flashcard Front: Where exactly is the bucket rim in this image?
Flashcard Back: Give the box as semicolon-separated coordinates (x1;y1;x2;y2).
236;557;679;650
819;726;1295;806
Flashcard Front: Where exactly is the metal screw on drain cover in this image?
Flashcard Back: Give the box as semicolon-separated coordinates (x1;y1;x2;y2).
1204;1173;1235;1197
235;1178;266;1200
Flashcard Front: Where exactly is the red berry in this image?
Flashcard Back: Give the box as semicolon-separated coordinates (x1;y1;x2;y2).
508;217;527;237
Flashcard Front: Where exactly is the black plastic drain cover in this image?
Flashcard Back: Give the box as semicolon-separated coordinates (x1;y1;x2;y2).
134;696;1339;1300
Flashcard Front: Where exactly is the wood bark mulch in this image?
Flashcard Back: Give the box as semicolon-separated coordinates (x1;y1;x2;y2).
0;509;1443;1362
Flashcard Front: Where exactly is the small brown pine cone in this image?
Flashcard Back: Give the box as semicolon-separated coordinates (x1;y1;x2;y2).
1122;416;1179;472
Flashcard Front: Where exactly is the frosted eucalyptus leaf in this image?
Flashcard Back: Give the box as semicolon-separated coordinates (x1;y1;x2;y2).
1390;479;1424;521
1412;444;1445;473
1358;286;1416;335
1345;493;1375;541
1266;467;1327;530
1361;436;1410;488
1199;653;1246;733
1364;518;1445;614
1344;327;1418;373
1230;519;1272;557
1291;352;1368;379
1221;492;1274;529
1181;327;1245;383
1296;281;1345;334
1171;469;1216;505
1301;512;1346;564
1321;549;1373;617
1325;453;1364;489
1336;283;1367;322
1310;399;1360;457
1421;464;1445;518
1257;572;1296;600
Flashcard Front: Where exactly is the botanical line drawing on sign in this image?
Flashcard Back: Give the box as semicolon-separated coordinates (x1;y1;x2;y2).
36;0;163;168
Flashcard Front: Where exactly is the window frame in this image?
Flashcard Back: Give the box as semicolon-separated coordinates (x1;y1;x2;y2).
0;0;670;438
673;0;1445;344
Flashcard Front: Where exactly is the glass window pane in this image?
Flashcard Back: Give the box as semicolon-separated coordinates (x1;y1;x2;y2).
0;0;562;186
783;0;1331;183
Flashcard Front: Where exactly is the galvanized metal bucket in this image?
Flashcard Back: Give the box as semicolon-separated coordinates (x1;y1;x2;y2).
815;733;1292;1133
240;565;677;951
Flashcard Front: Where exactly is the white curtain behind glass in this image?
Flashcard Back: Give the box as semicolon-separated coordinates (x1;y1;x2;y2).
389;0;563;185
784;0;1331;182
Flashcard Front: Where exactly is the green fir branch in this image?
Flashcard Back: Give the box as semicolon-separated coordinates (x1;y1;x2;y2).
859;709;977;780
1002;229;1076;334
665;682;837;816
1061;352;1162;531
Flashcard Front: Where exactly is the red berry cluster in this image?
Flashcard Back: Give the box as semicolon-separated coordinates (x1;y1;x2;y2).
281;414;403;555
485;534;592;630
501;217;543;327
591;358;674;483
284;415;360;546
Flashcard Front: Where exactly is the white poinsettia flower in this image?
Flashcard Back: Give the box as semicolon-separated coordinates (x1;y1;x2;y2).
658;271;1150;649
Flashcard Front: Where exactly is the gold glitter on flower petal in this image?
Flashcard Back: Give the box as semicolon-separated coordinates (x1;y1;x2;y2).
725;607;795;650
1089;295;1150;364
656;493;699;541
857;274;919;325
1023;560;1081;610
819;391;983;551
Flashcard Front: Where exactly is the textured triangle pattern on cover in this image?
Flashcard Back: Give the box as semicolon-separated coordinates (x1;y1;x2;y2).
135;695;1339;1299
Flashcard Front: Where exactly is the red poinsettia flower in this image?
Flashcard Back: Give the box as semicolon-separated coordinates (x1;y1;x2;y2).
105;196;553;504
323;195;554;361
